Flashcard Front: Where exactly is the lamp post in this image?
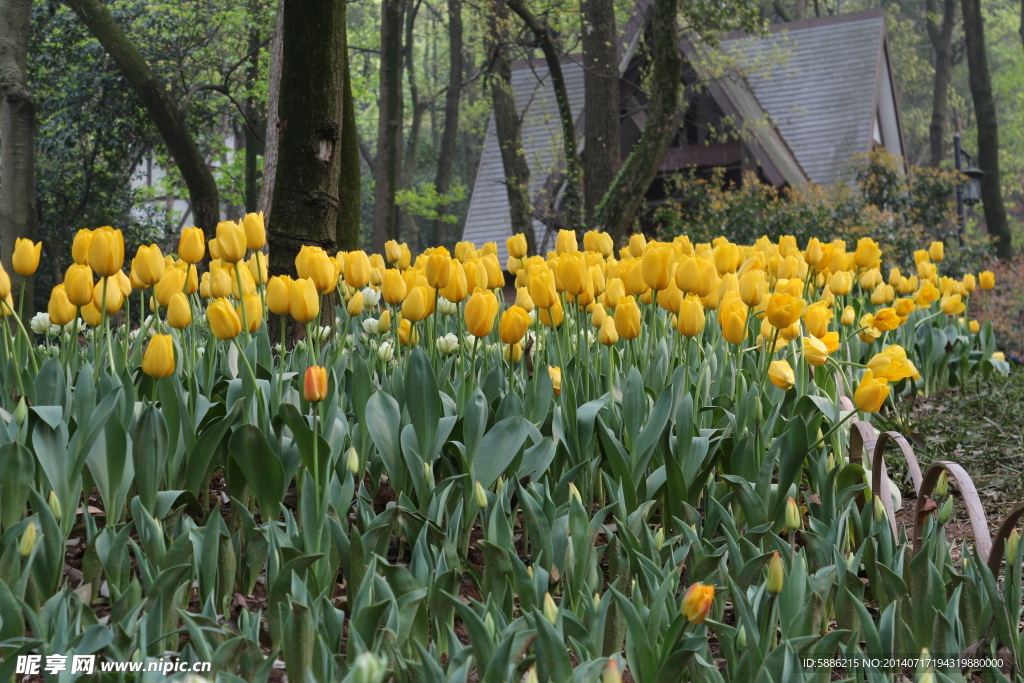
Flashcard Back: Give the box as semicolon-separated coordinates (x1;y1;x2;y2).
952;132;985;244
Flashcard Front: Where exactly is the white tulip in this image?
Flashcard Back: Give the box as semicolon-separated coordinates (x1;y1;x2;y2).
361;287;381;307
362;317;380;334
436;297;458;315
378;340;394;362
435;333;459;354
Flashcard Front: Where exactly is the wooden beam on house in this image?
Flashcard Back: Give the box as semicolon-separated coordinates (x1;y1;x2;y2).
660;141;743;171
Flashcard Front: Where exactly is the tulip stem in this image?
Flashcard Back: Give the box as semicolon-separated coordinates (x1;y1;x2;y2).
234;266;251;345
3;299;38;376
807;409;857;452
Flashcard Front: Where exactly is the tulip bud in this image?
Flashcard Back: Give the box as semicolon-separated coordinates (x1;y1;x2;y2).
1006;529;1020;562
524;668;539;683
873;495;886;524
346;447;360;474
569;482;582;506
735;623;747;650
303;366;329;403
827;452;836;471
543;592;559;625
593;592;602;611
483;612;496;639
423;462;432;485
680;582;715;624
938;496;953;525
603;660;622;683
934;470;948;497
766;552;784;595
785;496;801;533
654;526;665;550
474;481;488;508
47;490;63;522
14;397;27;426
19;521;37;557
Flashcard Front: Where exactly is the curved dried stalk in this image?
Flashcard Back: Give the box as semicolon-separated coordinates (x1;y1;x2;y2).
915;461;992;562
987;501;1024;576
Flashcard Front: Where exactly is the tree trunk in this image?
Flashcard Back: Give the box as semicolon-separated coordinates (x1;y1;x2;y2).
400;0;427;252
507;0;583;234
431;0;463;248
268;0;347;288
0;0;36;303
961;0;1013;259
487;0;535;254
372;0;405;253
65;0;221;237
244;0;261;213
597;0;681;244
926;0;955;168
581;0;619;227
336;0;361;251
259;0;284;219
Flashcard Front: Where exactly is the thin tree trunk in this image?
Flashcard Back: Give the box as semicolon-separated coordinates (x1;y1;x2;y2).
582;0;619;226
259;0;284;219
431;0;463;248
0;0;36;302
926;0;955;168
507;0;583;234
65;0;220;237
488;0;536;253
336;0;361;251
961;0;1013;259
372;0;405;253
400;0;427;252
268;0;347;288
597;0;681;244
244;0;261;213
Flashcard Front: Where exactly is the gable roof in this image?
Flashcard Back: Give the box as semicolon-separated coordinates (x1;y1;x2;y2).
720;9;903;185
461;9;905;260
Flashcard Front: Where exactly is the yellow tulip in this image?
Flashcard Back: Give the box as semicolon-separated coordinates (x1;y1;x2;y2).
88;227;125;277
142;334;175;378
263;275;290;316
465;290;499;337
80;300;102;326
867;345;917;382
604;277;625;308
940;294;965;315
820;331;840;354
441;261;468;303
969;320;980;334
548;366;562;395
377;309;392;333
765;292;805;329
384;240;404;266
872;308;900;331
64;264;94;307
72;229;93;265
598;316;619;345
507;233;528;259
154;268;187;307
713;241;740;274
539;300;564;328
678;295;706;338
206;264;230;299
92;279;124;314
803;302;833;338
402;285;431;323
515;286;535;312
504;342;524;362
455;241;476;262
243;211;266;250
928;241;944;262
613;296;642;340
216;221;246;263
381;269;408;305
208;238;222;260
840;305;856;326
769;360;795;390
482;254;504;289
803;335;829;366
828;270;852;296
499;305;531;345
555;229;579;255
342;251;369;289
247;253;267;286
625;258;648;296
695;258;718;297
680;582;715;625
289;277;319;323
962;273;976;293
854;369;890;413
853;237;882;268
178;227;205;263
528;267;558;309
166;292;192;329
236;293;263;332
657;279;682;314
558;254;587;296
208;298;242;339
12;238;41;276
590;302;607;326
426;254;452;288
398;317;419;346
628;233;646;258
132;245;165;287
738;270;765;306
719;292;748;345
675;256;701;293
894;298;916;320
47;285;76;326
642;245;674;291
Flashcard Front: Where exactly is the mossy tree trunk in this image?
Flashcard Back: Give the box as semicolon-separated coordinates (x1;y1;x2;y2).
430;0;463;249
372;0;405;253
581;0;619;228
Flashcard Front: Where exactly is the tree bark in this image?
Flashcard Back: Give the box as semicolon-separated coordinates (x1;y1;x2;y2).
0;0;36;302
65;0;221;237
400;0;428;252
487;0;536;254
597;0;681;244
926;0;955;168
372;0;405;253
961;0;1013;259
336;0;361;251
243;0;262;213
581;0;619;226
259;0;284;219
268;0;347;286
507;0;583;234
431;0;463;248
